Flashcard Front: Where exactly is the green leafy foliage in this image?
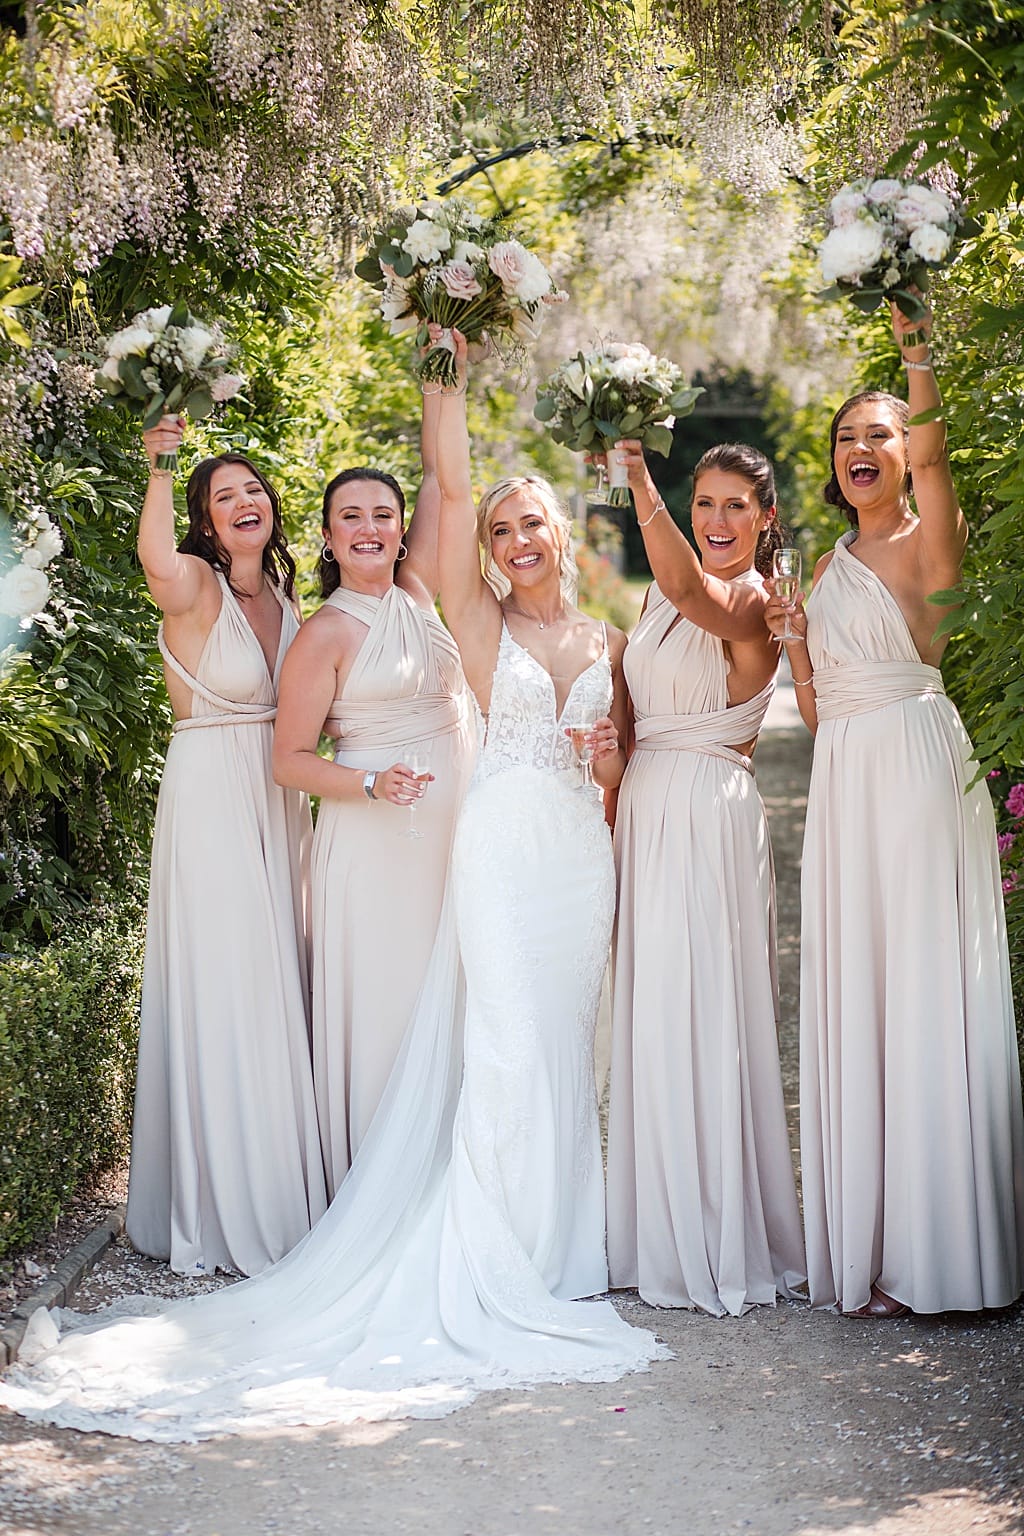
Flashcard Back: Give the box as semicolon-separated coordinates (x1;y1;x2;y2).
0;900;143;1257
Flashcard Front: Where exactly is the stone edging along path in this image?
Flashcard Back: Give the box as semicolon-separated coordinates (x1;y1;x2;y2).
0;1205;126;1368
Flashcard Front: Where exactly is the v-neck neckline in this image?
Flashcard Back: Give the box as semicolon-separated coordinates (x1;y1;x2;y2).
502;623;606;725
219;573;287;685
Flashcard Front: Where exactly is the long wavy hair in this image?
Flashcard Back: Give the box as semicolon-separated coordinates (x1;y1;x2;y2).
691;442;786;578
319;467;407;599
179;454;296;599
823;390;912;528
476;475;579;602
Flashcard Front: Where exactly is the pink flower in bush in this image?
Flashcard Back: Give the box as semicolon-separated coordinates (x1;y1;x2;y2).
997;833;1015;856
1002;873;1019;895
1006;783;1024;819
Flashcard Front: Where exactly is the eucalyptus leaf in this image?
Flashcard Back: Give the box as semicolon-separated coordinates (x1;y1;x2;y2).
185;385;215;420
891;288;928;322
643;424;674;457
849;289;885;314
533;396;556;422
142;394;167;430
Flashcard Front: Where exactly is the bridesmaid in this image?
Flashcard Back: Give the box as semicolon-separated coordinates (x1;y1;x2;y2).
273;391;474;1198
606;440;805;1316
766;299;1024;1316
127;419;328;1277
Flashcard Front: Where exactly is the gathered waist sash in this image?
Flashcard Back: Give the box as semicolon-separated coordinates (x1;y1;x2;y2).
160;629;277;733
633;683;773;776
326;692;463;753
812;659;945;721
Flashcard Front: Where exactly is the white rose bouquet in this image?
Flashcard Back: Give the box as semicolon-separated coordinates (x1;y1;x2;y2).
96;301;246;469
355;197;564;387
533;344;703;506
817;177;977;339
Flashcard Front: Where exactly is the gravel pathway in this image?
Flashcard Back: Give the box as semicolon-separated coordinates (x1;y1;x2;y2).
1;677;1021;1536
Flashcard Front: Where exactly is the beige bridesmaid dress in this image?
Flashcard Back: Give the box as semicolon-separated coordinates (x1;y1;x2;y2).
127;572;328;1277
607;581;805;1315
801;533;1024;1313
311;583;474;1197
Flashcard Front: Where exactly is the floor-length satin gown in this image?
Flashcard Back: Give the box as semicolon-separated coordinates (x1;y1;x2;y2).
126;573;328;1278
607;581;805;1315
1;621;667;1440
310;584;473;1196
801;532;1024;1313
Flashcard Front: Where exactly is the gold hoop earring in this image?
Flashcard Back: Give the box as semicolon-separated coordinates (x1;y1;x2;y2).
320;542;335;563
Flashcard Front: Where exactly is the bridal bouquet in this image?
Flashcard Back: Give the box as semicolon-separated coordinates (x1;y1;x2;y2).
96;302;246;469
533;343;703;505
817;178;975;338
355;197;564;387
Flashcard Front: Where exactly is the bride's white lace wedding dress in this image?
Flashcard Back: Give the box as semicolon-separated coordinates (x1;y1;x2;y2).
1;625;668;1442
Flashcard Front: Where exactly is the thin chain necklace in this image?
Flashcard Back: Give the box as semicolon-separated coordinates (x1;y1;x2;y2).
504;599;568;632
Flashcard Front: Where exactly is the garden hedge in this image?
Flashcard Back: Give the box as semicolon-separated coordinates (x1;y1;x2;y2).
0;900;143;1259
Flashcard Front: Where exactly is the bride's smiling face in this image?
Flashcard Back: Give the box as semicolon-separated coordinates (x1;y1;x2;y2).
487;492;564;591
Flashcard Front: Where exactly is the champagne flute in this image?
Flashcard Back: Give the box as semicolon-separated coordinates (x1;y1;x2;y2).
585;455;609;507
398;743;431;840
772;547;803;642
565;705;600;787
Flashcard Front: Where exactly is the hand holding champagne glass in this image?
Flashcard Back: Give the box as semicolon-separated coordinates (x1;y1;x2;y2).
398;743;432;839
772;546;803;641
565;705;600;787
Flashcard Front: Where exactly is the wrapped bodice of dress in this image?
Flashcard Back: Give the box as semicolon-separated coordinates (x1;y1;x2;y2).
324;584;466;752
475;625;612;785
158;571;291;732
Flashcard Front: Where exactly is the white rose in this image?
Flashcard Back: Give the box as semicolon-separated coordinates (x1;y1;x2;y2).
610;356;647;385
866;179;904;205
140;305;172;332
828;189;868;228
452;240;485;265
560;360;587;398
106;325;154;361
32;525;63;564
895;186;953;231
820;220;886;283
439;260;483;300
21;547;46;569
909;222;952;262
176;325;215;370
0;563;50;618
402;218;452;263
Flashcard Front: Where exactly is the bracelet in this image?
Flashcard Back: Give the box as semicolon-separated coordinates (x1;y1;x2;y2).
149;468;173;480
637;498;665;529
421;382;442;395
442;379;468;397
901;350;933;372
792;675;815;688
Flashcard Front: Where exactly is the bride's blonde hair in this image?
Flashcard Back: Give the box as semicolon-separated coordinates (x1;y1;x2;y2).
476;476;579;602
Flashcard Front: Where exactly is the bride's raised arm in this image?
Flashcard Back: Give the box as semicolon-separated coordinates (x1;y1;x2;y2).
434;329;503;697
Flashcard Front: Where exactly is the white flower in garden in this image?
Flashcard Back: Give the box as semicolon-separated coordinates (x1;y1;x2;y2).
820;220;885;283
828;188;868;227
439;260;483;300
34;522;63;563
21;547;46;569
0;563;50;618
452;240;485;265
909;222;952;262
867;179;903;205
895;185;954;231
210;373;246;403
402;218;451;263
176;324;215;370
106;324;154;360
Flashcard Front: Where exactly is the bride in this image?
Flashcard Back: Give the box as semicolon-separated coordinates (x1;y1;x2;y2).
0;337;667;1442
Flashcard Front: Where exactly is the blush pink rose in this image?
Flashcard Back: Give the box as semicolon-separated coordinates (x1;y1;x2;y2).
439;260;483;300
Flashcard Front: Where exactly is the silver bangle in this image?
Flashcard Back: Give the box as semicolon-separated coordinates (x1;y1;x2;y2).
901;352;933;372
637;498;665;529
792;675;814;687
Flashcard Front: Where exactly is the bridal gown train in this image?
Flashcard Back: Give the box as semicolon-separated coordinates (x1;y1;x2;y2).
800;533;1024;1313
126;572;327;1278
606;581;805;1315
1;622;667;1440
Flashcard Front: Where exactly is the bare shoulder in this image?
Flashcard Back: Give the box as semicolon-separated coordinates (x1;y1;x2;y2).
812;549;835;585
289;600;361;662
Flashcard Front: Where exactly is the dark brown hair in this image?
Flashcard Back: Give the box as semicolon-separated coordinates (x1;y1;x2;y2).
179;454;296;599
824;390;911;528
319;467;407;598
691;442;787;579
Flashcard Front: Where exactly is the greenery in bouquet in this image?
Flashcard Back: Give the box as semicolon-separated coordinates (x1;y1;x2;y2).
817;178;977;340
533;343;703;506
355;197;564;387
96;302;246;469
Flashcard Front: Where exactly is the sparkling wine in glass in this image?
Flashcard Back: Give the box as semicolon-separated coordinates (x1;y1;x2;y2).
398;744;431;840
772;547;803;641
566;707;600;787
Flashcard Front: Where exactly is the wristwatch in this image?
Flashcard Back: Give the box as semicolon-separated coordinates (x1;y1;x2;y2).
362;770;378;802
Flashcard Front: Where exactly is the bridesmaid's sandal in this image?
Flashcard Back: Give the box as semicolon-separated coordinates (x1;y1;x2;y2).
845;1285;911;1319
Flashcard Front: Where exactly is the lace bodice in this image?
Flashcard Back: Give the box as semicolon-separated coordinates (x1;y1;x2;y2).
474;625;612;785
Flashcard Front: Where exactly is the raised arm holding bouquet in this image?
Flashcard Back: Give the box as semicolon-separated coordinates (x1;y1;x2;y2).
534;343;702;505
356;196;564;388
